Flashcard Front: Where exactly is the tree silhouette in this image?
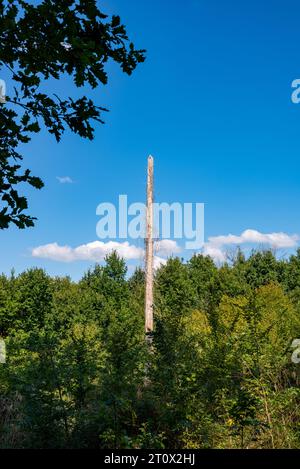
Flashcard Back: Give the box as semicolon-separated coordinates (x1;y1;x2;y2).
0;0;145;228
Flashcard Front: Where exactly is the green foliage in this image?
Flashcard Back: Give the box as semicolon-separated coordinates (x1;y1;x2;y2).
1;249;300;448
0;0;145;228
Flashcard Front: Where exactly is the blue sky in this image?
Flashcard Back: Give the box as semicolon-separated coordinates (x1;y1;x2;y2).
2;0;300;279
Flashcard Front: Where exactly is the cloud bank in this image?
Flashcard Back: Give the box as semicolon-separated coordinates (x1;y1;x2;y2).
203;229;299;263
31;230;299;267
32;239;181;268
32;241;144;263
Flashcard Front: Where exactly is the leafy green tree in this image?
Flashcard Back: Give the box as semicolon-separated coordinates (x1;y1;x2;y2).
244;250;279;289
0;0;145;228
2;249;300;449
187;254;217;311
14;268;53;332
151;258;197;447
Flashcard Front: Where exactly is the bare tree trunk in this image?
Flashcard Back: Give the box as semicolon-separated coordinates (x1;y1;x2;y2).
145;155;154;335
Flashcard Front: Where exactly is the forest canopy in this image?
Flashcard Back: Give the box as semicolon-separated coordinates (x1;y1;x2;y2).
1;248;300;449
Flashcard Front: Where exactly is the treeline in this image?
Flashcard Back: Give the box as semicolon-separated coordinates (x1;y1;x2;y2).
1;249;300;448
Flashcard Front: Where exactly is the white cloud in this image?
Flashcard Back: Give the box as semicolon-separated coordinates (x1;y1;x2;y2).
31;238;181;272
153;256;167;270
155;239;181;257
56;176;74;184
203;244;226;263
32;241;144;263
32;243;74;262
202;229;299;263
207;229;298;249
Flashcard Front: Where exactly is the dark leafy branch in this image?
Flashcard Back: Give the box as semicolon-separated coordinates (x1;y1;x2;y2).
0;0;145;228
